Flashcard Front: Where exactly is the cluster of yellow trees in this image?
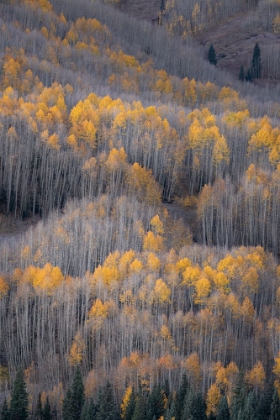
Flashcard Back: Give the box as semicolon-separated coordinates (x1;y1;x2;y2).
2;232;280;414
1;0;280;416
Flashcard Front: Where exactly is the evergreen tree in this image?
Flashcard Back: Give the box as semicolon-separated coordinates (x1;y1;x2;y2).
62;387;73;420
231;372;247;420
190;393;207;420
208;44;217;66
122;388;135;420
71;367;85;420
175;373;189;419
257;386;273;420
216;395;230;420
97;381;120;420
146;384;165;420
251;43;261;79
163;379;170;399
0;398;10;420
81;399;97;420
238;65;245;81
10;371;29;420
245;68;253;82
243;391;258;420
131;392;146;420
50;408;56;420
208;411;216;420
35;394;43;420
181;389;194;420
163;401;176;420
62;366;85;420
42;397;52;420
270;389;280;420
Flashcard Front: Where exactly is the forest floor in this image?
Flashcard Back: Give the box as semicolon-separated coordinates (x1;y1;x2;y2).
196;12;280;85
118;1;280;85
0;213;40;246
118;0;160;22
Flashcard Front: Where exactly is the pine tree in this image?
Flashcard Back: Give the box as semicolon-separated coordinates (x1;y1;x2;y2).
238;65;245;81
175;373;189;419
257;386;273;420
35;393;43;420
10;371;29;420
122;388;135;420
208;44;217;66
231;372;247;420
190;393;207;420
81;399;97;420
216;395;230;420
243;391;258;420
181;389;194;420
0;398;10;420
208;411;216;420
146;384;165;420
62;366;85;420
270;389;280;420
245;68;253;82
131;392;146;420
97;381;120;420
163;401;176;420
71;367;85;420
251;43;261;79
62;387;73;420
42;397;52;420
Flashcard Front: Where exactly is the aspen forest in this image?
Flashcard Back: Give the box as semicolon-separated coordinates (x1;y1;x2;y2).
2;0;280;418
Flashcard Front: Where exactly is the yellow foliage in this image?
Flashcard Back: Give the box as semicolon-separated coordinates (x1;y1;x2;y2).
23;263;64;293
226;293;241;318
129;258;143;274
176;258;191;273
161;324;172;340
241;297;255;323
121;387;133;419
213;272;230;293
143;231;164;253
181;352;201;388
206;383;221;416
158;354;175;370
88;298;110;318
0;276;9;297
147;253;161;272
154;278;171;303
119;250;135;277
150;214;164;235
47;133;60;150
245;361;265;390
182;265;201;285
105;148;127;171
68;333;86;366
92;265;120;286
194;277;211;304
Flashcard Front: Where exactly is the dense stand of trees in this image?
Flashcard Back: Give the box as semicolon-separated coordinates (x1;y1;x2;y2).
1;0;280;418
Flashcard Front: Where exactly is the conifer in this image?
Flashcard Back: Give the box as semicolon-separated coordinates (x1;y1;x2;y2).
208;44;217;66
10;371;29;420
238;65;245;81
251;43;261;79
0;398;10;420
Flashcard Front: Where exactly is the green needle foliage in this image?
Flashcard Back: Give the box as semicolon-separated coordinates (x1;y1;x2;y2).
208;44;217;66
10;371;29;420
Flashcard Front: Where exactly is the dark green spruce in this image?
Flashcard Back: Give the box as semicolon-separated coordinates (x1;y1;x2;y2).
208;44;217;66
10;371;29;420
62;366;85;420
0;398;10;420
